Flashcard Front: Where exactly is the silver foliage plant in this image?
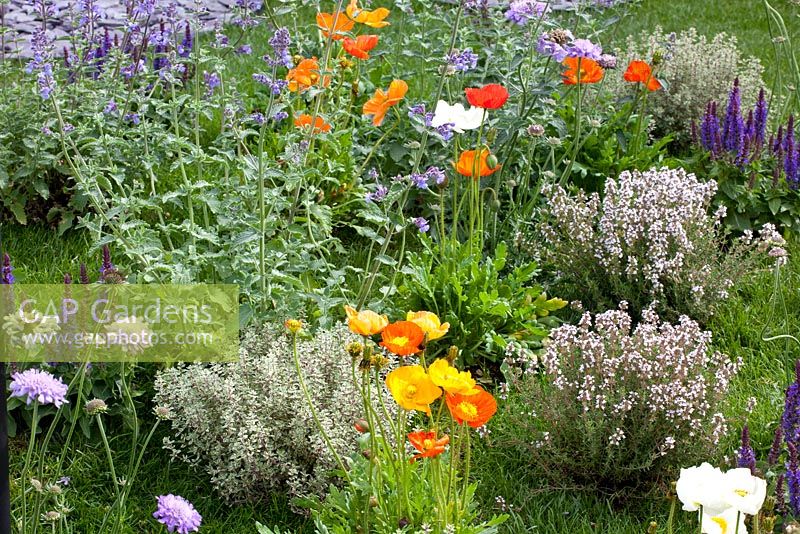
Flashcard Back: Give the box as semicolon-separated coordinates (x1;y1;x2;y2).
609;27;763;138
540;167;783;321
154;323;391;504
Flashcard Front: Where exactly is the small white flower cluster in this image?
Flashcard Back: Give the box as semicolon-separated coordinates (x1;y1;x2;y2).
154;323;395;504
541;304;740;455
542;167;779;320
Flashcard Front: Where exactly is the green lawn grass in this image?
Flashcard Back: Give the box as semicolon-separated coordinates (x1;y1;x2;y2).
0;222;93;283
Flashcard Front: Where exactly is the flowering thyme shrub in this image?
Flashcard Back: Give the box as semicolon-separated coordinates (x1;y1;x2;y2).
610;27;763;140
154;323;390;503
495;305;740;491
539;167;780;321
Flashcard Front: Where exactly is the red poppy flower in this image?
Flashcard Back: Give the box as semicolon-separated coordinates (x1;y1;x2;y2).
379;320;425;356
407;431;450;462
562;57;604;85
445;385;497;428
342;34;379;60
623;60;662;91
465;83;509;110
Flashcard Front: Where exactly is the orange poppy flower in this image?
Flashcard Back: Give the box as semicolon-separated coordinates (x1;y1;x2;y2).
407;431;450;462
465;83;509;110
362;79;408;126
445;385;497;428
561;57;604;85
380;320;424;356
286;57;330;92
346;0;390;28
623;60;662;91
454;148;501;178
294;114;332;134
316;11;355;41
344;305;388;336
342;34;379;60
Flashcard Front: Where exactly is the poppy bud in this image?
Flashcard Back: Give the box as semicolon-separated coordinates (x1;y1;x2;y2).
491;198;501;210
485;128;497;144
369;496;379;508
486;154;499;169
446;345;460;364
647;522;657;534
651;49;665;66
362;449;372;459
354;419;369;433
398;518;410;528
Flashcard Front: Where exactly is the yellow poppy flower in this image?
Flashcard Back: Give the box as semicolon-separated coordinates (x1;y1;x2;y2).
406;311;450;341
344;305;389;336
385;365;442;414
428;358;478;396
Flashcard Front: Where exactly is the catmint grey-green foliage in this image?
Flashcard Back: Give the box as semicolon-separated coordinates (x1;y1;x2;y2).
154;323;392;504
610;27;764;139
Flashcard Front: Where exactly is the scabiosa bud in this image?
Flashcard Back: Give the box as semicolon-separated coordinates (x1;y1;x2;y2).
153;494;202;533
737;424;756;474
84;398;108;415
597;53;617;69
10;369;69;407
154;406;172;420
527;123;545;137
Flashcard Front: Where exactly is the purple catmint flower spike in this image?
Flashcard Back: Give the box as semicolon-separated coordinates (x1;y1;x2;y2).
754;88;768;146
788;443;800;515
1;253;14;285
777;473;787;515
769;426;784;465
722;78;743;153
79;263;90;284
736;424;756;474
101;245;114;275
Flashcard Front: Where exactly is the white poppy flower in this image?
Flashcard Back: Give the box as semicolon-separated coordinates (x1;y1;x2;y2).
722;468;767;516
430;100;485;133
701;507;747;534
676;463;728;514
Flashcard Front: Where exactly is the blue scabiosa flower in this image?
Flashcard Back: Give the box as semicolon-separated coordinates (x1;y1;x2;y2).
10;369;69;407
504;0;549;25
153;494;202;533
566;38;603;61
410;173;428;189
536;29;573;62
425;166;446;185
